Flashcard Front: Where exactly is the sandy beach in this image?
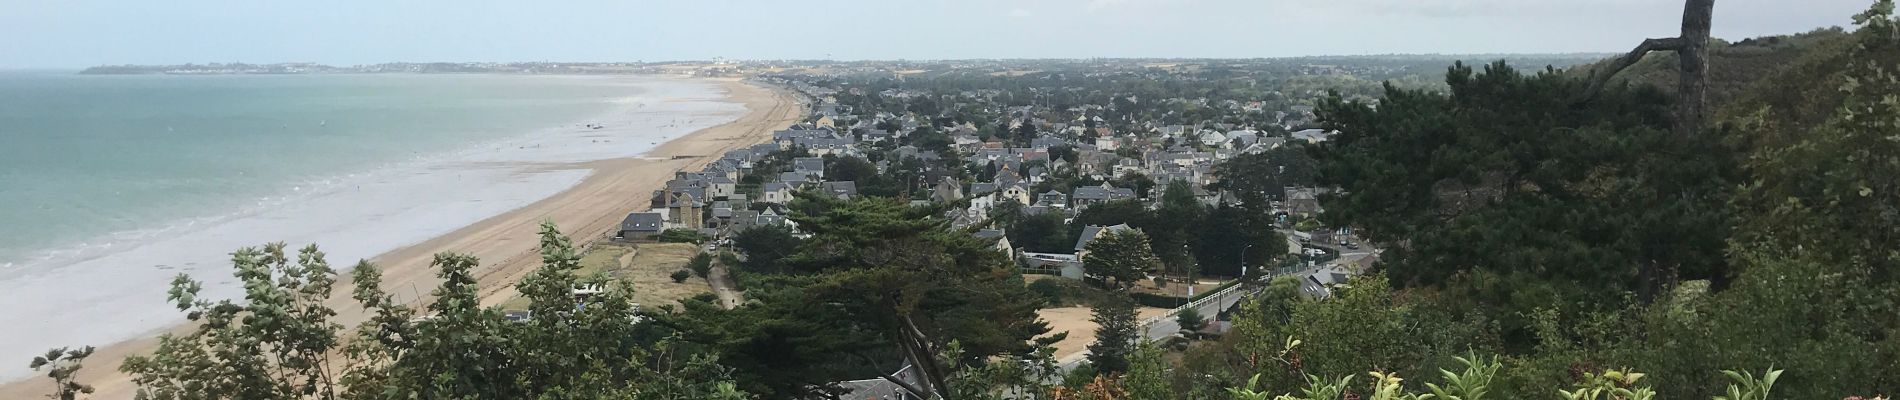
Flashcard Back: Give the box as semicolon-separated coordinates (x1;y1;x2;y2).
0;78;803;399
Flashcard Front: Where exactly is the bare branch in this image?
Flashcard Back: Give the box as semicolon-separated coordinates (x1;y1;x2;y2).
1575;37;1684;103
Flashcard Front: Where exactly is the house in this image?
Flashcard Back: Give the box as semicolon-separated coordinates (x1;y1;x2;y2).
1292;129;1335;143
1021;252;1084;280
1197;130;1229;147
834;363;923;400
761;182;794;204
1072;183;1136;208
1298;264;1355;299
974;229;1015;260
1074;223;1135;254
820;181;859;200
617;212;666;239
998;183;1032;205
1286;187;1322;216
778;171;818;186
931;176;963;203
793;157;826;179
1035;190;1069;208
667;192;703;230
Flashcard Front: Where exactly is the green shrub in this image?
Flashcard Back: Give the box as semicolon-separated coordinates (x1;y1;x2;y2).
1130;292;1187;309
657;229;705;244
1028;278;1066;304
717;251;741;268
688;253;714;277
670;269;691;283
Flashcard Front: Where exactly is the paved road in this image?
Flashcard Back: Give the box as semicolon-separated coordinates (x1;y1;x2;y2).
1054;278;1262;373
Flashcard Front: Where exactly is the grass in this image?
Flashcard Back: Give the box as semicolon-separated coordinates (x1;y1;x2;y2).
499;242;713;311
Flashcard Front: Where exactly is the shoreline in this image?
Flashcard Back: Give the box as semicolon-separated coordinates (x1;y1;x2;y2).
0;77;804;399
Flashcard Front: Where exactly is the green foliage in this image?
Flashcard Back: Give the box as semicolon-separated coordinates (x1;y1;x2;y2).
671;269;692;283
1122;344;1174;400
1176;307;1207;334
1192;202;1286;277
1086;298;1140;375
687;252;714;278
1010;211;1076;254
1312;59;1737;332
1557;369;1655;400
730;224;802;273
29;346;95;400
670;196;1050;398
657;228;707;244
111;222;747;400
1424;352;1500;400
1232;274;1497;393
1082;229;1160;290
1714;368;1782;400
1211;145;1320;205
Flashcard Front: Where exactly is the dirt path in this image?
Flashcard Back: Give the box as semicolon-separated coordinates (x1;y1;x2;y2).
705;263;744;309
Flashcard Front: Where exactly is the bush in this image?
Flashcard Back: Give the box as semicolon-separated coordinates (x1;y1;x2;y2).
688;253;714;277
657;229;705;244
670;269;691;283
1131;292;1188;309
1176;307;1206;333
1028;278;1066;304
717;251;741;268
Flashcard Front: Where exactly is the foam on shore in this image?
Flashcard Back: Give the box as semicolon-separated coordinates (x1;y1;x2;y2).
0;75;747;381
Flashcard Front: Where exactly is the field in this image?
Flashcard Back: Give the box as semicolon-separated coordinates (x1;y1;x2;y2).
501;242;712;310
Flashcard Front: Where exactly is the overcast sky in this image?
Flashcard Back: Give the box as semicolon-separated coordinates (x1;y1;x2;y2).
0;0;1876;68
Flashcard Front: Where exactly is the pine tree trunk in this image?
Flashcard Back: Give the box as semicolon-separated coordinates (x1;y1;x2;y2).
1577;0;1716;138
1676;0;1715;137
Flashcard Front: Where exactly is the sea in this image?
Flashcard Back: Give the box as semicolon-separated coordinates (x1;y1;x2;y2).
0;71;746;380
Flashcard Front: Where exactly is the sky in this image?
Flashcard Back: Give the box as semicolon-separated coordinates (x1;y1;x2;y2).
0;0;1878;68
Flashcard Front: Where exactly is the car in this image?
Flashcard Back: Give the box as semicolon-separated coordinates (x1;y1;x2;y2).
1346;243;1360;250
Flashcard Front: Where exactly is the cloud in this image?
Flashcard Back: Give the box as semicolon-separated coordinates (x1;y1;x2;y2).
1007;8;1033;18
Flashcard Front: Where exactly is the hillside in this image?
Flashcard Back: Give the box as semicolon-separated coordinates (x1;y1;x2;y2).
1568;27;1854;114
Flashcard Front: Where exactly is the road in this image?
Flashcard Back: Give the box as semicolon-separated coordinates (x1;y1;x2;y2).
1054;277;1264;373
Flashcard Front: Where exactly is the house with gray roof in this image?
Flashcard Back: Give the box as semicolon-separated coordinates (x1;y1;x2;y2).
820;181;858;200
617;212;666;239
1072;183;1136;208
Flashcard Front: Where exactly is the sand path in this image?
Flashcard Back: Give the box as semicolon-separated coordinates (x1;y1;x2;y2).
0;78;802;399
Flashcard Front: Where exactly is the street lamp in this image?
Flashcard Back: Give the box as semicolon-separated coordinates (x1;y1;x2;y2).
1240;243;1254;280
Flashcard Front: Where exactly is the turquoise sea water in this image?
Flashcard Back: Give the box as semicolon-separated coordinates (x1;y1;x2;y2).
0;72;640;267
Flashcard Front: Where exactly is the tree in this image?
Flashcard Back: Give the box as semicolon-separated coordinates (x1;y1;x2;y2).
113;222;749;400
1111;172;1158;199
673;196;1051;399
1312;61;1735;328
1086;298;1140;375
1176;307;1208;334
1578;0;1716;137
29;347;95;400
1083;229;1160;290
1193;203;1287;278
1009;212;1075;254
1150;180;1206;273
731;224;803;273
1210;146;1318;205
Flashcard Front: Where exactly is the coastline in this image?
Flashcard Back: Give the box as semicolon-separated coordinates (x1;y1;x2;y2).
0;77;804;399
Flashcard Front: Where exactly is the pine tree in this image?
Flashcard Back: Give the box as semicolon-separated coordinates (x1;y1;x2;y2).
1087;298;1140;375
